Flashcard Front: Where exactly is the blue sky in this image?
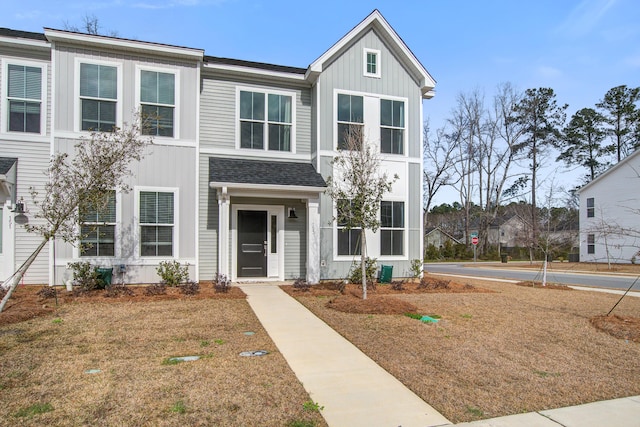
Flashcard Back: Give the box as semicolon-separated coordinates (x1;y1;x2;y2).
2;0;639;204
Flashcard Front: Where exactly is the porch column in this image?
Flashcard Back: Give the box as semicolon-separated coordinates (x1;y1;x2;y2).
307;198;320;284
217;188;230;277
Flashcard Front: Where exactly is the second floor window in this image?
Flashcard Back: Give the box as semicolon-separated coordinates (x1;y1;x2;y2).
239;90;292;151
141;70;175;137
80;63;117;132
7;64;42;133
380;99;404;154
337;94;363;150
587;197;595;218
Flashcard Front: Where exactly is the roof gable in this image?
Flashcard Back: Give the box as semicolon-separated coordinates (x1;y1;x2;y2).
308;10;435;98
577;149;640;194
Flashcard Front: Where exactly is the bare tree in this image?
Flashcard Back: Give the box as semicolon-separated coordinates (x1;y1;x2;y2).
325;126;397;299
63;14;119;37
0;120;151;312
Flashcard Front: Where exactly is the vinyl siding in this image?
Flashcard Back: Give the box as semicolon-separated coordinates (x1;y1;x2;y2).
198;155;218;280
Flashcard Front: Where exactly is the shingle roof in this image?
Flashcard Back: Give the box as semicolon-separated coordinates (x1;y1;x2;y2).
204;56;307;74
209;157;326;188
0;28;47;41
0;158;17;175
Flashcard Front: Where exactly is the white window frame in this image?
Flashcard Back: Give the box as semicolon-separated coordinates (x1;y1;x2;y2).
72;192;122;260
334;199;362;258
135;186;179;259
135;65;180;140
335;92;365;150
379;200;406;258
380;98;406;155
74;58;123;133
363;48;381;78
1;59;47;136
587;233;595;255
235;86;297;154
586;197;595;218
79;190;117;258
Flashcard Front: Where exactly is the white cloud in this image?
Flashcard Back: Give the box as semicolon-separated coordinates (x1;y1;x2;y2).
556;0;617;38
536;65;563;79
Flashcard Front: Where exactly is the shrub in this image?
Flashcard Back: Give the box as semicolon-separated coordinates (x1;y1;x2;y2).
293;277;311;292
391;280;406;291
68;261;101;291
156;261;189;286
37;286;57;299
144;283;167;296
104;284;134;298
179;280;200;295
213;273;230;293
348;257;377;285
418;277;450;290
410;259;423;278
425;244;440;260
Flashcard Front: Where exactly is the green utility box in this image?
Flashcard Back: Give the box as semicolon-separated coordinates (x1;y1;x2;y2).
95;268;113;288
379;265;393;283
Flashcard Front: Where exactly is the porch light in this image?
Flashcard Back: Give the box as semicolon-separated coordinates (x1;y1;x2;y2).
288;208;298;219
11;197;28;225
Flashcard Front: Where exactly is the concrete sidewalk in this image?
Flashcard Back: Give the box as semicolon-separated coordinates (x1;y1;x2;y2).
240;283;451;427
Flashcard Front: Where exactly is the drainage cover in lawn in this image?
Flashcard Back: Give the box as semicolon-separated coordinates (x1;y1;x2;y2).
239;350;268;357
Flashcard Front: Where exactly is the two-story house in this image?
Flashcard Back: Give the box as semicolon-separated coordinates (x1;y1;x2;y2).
578;149;640;264
1;10;435;285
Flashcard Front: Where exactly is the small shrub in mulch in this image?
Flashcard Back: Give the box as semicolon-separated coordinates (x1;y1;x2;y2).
292;277;311;292
36;286;57;299
515;281;573;290
104;284;135;298
591;314;640;343
418;277;450;290
326;294;418;315
390;280;406;291
213;273;231;293
179;281;200;295
144;283;167;296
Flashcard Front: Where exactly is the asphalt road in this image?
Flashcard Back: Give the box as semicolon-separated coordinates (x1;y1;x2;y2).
424;262;640;291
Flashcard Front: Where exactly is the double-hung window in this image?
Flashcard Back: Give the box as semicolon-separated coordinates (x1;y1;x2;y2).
587;234;595;254
140;191;174;257
7;64;42;133
80;191;116;257
586;197;595;218
380;201;404;256
337;199;361;256
239;90;292;151
380;99;405;154
337;94;363;150
80;63;117;132
141;70;175;137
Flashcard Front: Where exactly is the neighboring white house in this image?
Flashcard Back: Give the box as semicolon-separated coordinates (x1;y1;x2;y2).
0;10;436;285
578;149;640;264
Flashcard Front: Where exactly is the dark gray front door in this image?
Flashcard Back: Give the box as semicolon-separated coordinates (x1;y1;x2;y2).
237;210;267;277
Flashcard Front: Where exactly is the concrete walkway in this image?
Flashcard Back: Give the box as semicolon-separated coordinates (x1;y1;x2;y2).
239;283;451;427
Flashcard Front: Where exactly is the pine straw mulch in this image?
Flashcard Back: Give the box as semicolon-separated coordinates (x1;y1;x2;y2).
284;275;640;423
0;281;245;326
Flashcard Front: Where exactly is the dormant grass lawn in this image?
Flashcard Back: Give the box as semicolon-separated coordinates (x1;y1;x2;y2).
0;293;326;427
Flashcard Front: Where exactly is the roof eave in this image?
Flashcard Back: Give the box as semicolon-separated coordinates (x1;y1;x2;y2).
203;62;308;83
0;35;50;51
209;181;326;194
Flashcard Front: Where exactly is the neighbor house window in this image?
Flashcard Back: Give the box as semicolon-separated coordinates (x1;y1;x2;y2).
140;191;174;256
140;70;175;137
380;99;405;154
80;191;116;257
337;94;363;150
587;234;595;254
587;197;594;218
80;63;117;132
380;201;404;255
239;90;292;151
363;48;381;78
7;64;42;133
337;199;361;256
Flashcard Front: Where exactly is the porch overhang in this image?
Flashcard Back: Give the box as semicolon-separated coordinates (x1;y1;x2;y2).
0;158;18;200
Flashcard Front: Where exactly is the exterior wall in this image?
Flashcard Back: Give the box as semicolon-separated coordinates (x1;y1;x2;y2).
0;43;52;283
49;41;199;284
316;28;424;280
579;152;640;264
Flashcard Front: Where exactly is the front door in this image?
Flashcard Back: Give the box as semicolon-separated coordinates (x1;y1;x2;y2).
237;210;267;277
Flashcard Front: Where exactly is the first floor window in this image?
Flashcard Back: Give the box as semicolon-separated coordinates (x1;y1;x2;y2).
337;199;361;256
587;234;595;254
80;191;116;257
140;191;174;256
380;201;404;255
7;64;42;133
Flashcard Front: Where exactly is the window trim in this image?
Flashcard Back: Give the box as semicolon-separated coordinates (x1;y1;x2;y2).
135;186;179;259
1;59;47;136
380;200;406;257
135;65;180;139
586;197;595;218
235;86;296;153
334;199;362;258
74;58;123;133
363;48;381;78
72;191;122;260
335;92;364;150
80;190;117;258
587;233;595;255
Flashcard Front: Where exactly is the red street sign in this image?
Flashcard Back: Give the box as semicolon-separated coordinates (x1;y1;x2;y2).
471;236;479;245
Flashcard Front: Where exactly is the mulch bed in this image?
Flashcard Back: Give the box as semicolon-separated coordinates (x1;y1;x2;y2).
591;314;640;343
515;281;574;290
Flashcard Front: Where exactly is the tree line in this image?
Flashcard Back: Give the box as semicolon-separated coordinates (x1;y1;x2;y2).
424;84;640;258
